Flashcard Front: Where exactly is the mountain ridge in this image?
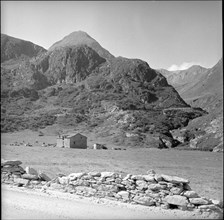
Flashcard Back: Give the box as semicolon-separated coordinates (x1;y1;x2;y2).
158;58;223;112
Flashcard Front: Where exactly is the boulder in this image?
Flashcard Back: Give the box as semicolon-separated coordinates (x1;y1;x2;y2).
71;179;90;187
114;178;122;184
161;138;173;148
165;195;188;207
198;204;223;212
145;191;160;198
183;190;199;198
211;199;223;208
116;191;130;200
145;134;166;149
21;174;39;180
154;174;163;182
148;184;166;191
75;186;97;195
68;172;86;180
142;175;155;182
123;174;132;180
50;183;63;189
183;183;192;191
12;174;21;178
133;195;155;206
57;173;66;177
213;144;223;152
131;175;144;180
1;166;25;173
170;129;186;143
158;181;168;185
100;172;115;178
25;167;38;176
81;174;93;180
58;176;70;185
161;174;189;184
88;172;101;177
189;198;209;205
189;135;203;148
147;169;156;175
97;184;119;192
170;186;183;195
14;178;29;186
1;159;22;167
136;180;148;189
167;183;174;189
161;203;170;209
39;172;51;182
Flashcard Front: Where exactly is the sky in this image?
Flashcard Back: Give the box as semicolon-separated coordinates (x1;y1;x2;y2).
1;1;222;70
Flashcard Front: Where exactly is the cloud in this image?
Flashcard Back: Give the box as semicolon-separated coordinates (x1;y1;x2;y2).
168;62;201;71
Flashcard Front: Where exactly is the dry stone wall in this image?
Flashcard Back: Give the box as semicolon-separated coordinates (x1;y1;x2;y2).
1;159;223;217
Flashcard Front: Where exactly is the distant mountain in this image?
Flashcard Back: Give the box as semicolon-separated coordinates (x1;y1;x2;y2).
1;34;46;63
48;31;114;60
158;65;208;95
158;59;223;112
180;59;222;114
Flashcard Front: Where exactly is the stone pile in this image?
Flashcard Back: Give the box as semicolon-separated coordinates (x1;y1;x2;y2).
1;159;51;187
1;159;223;217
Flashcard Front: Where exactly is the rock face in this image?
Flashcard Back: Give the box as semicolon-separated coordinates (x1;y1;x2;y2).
1;158;223;217
41;45;106;85
1;34;46;62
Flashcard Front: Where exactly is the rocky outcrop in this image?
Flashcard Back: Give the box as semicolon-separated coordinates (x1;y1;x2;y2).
45;45;106;84
172;115;223;152
1;159;223;217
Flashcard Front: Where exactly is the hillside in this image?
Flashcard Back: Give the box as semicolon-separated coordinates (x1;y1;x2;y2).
1;31;207;149
1;34;46;63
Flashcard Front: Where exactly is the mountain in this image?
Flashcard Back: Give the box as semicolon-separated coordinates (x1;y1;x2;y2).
158;65;208;96
158;59;223;152
48;31;114;60
1;31;206;149
1;34;46;63
181;59;223;112
158;59;223;112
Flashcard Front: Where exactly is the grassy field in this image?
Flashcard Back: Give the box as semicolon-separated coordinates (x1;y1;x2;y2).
1;129;223;201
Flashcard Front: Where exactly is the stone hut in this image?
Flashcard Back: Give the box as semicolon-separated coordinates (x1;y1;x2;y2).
56;133;87;149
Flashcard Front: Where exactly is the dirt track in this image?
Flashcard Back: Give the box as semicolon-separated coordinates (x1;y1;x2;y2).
2;185;218;219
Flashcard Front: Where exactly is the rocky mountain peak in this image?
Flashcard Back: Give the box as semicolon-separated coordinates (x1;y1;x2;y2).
49;31;94;50
48;30;114;60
